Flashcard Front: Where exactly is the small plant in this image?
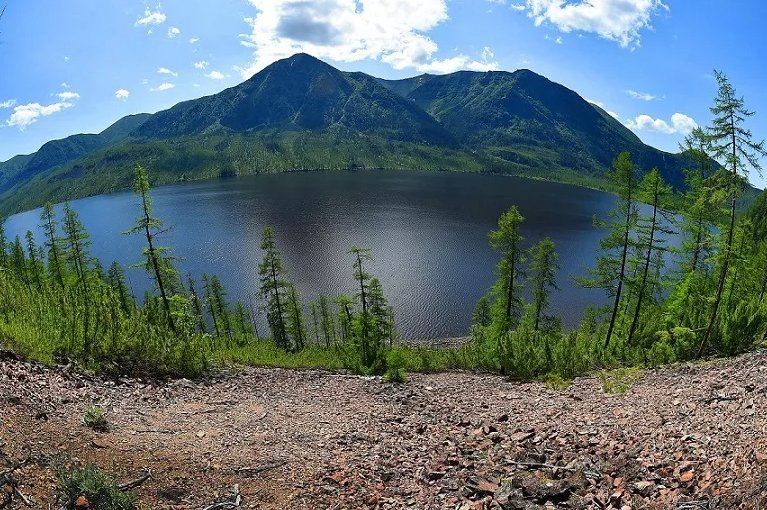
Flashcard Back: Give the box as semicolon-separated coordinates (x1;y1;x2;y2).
383;349;408;383
597;367;645;394
82;404;108;431
543;373;571;390
57;464;136;510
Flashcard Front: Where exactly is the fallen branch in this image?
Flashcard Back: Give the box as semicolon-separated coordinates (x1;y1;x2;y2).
507;460;576;472
237;460;287;476
200;484;241;510
119;469;152;491
12;487;35;508
702;395;737;404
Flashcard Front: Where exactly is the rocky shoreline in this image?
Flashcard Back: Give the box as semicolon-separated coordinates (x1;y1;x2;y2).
2;348;767;509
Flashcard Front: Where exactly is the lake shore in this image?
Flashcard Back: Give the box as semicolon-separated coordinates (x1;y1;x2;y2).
2;348;765;509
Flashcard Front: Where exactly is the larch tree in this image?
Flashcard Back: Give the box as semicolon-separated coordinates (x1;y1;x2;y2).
577;152;638;348
528;237;559;331
700;70;767;355
627;168;673;345
258;226;290;350
126;165;179;333
41;202;65;287
488;206;526;333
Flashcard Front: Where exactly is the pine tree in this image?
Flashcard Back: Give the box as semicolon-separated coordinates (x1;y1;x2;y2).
126;164;180;333
471;296;492;327
368;277;395;346
62;203;94;352
700;71;767;355
528;237;559;331
488;206;526;332
0;221;8;269
258;227;290;350
318;294;336;347
204;274;232;340
335;295;355;342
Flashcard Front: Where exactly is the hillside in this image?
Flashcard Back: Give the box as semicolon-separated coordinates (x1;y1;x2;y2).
0;53;693;216
2;348;766;508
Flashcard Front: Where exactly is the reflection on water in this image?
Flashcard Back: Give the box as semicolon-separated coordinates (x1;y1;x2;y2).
5;170;640;339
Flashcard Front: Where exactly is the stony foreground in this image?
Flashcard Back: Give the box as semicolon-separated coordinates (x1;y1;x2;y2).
2;350;767;509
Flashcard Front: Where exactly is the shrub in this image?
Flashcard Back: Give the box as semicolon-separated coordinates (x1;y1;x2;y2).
383;349;408;383
57;465;136;510
82;405;108;431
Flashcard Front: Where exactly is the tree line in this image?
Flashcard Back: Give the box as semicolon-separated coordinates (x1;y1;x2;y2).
0;70;765;381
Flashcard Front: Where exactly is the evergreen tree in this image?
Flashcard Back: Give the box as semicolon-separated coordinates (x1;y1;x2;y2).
627;169;673;345
700;71;767;354
0;221;7;269
285;284;306;351
204;274;232;340
471;296;492;327
318;294;336;347
528;237;559;331
24;231;43;291
258;226;290;350
41;202;65;287
126;164;180;333
107;262;134;314
577;152;638;347
488;206;526;332
368;277;395;346
62;202;94;352
187;275;207;334
335;295;355;342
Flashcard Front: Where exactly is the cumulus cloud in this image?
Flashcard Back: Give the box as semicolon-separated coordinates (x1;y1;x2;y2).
625;112;697;134
158;67;179;77
167;26;181;38
515;0;667;48
135;7;167;26
56;91;80;101
205;70;226;80
5;101;76;130
0;99;16;109
189;37;200;44
115;89;130;101
626;89;660;101
194;60;210;70
150;82;176;92
238;0;498;77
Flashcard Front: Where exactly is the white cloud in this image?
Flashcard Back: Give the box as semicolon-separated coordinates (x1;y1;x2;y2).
626;89;660;101
60;82;70;89
194;60;210;70
205;70;226;80
135;7;166;26
151;82;176;92
115;89;130;101
625;112;697;134
510;3;526;10
516;0;667;48
56;91;80;101
158;67;179;77
0;99;16;109
5;101;75;130
239;0;498;77
167;26;181;38
63;55;70;62
189;37;200;44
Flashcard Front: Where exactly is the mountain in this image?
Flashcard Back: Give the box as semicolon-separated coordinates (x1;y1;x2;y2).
0;53;694;216
378;69;686;187
0;113;150;194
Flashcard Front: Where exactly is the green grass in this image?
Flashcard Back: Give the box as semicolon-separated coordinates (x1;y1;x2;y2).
82;404;108;431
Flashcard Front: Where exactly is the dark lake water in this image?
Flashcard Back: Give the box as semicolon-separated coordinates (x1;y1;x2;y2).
5;170;629;339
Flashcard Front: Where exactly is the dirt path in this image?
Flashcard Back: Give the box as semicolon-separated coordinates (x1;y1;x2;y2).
2;350;767;509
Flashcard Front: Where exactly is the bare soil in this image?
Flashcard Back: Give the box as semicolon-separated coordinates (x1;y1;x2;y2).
2;349;767;509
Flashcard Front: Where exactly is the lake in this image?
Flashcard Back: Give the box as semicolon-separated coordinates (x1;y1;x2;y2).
4;170;627;339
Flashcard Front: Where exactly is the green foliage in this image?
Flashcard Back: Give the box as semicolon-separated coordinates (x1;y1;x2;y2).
82;404;108;431
597;367;645;394
56;464;136;510
383;349;408;383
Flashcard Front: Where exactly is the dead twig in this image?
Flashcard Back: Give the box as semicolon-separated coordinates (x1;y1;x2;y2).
236;460;287;476
702;395;737;404
507;460;576;472
118;469;152;491
200;484;241;510
12;487;35;508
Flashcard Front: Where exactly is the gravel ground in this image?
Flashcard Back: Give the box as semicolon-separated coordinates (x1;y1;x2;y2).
2;348;767;509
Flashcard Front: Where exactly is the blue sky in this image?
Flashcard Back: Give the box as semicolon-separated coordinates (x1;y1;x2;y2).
1;1;766;186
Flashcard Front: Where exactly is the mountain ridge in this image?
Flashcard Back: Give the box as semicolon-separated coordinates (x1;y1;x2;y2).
0;53;695;216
